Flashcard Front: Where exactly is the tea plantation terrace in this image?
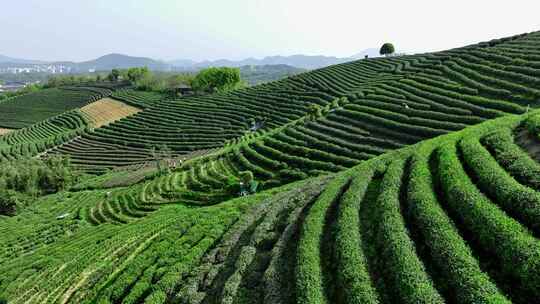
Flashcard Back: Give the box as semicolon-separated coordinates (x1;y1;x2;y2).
50;31;540;174
3;108;540;303
2;30;540;303
0;82;127;129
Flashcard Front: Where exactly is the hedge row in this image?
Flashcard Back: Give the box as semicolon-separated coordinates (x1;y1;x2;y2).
437;142;540;297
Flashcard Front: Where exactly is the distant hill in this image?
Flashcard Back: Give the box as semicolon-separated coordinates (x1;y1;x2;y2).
72;54;171;72
0;54;47;64
168;58;197;67
1;48;389;72
169;49;384;70
0;53;171;72
170;55;350;70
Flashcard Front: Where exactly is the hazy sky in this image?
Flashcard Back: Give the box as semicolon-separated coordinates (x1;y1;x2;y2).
2;0;540;62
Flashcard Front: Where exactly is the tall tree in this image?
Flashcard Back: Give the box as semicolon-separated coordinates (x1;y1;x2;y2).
380;43;395;57
107;69;121;82
126;67;150;83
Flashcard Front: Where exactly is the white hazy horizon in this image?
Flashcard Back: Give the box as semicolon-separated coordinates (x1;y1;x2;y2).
2;0;540;62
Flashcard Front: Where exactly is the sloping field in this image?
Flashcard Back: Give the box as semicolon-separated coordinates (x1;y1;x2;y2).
0;110;89;161
2;108;540;303
80;98;142;128
4;31;540;303
57;30;540;202
54;31;540;173
0;83;125;129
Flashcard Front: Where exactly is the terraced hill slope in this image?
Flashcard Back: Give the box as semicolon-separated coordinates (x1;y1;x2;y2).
53;31;540;174
0;83;126;129
47;31;540;202
0;110;89;161
3;31;540;303
3;107;540;303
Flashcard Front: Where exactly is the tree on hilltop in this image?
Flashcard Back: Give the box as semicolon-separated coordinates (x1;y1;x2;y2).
380;43;395;57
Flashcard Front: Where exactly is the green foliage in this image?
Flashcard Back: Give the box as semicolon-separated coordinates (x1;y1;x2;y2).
45;75;102;88
126;67;150;83
239;170;254;185
0;156;78;199
139;72;195;94
307;103;322;120
379;43;395;56
191;67;244;93
108;69;121;82
0;190;23;216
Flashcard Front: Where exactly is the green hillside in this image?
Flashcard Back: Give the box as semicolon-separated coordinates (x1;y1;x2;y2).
0;110;89;161
50;31;540;175
3;31;540;303
3;106;540;303
0;83;125;129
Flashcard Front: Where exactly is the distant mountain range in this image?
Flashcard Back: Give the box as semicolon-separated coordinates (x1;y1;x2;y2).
0;53;169;72
170;48;382;70
0;48;386;72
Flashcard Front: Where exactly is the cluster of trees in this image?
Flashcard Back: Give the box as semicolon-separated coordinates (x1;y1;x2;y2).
106;66;245;94
0;156;79;215
136;71;194;93
191;67;246;93
1;65;247;101
45;74;106;88
107;67;151;83
107;68;195;93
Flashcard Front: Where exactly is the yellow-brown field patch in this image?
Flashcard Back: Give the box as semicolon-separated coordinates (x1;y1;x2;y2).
81;98;141;128
0;128;13;136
